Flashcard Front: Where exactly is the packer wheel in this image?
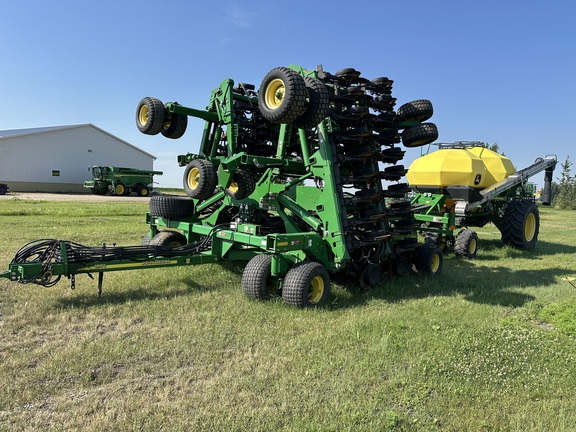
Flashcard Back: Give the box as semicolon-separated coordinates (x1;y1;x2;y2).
397;99;434;122
401;123;438;147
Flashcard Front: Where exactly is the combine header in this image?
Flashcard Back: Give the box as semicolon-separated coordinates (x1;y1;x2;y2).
3;65;449;307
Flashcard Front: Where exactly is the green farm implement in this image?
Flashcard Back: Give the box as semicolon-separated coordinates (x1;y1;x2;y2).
83;166;163;196
409;142;557;257
3;65;443;307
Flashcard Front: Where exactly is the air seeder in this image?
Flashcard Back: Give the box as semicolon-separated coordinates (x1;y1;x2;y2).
2;65;445;307
409;142;556;257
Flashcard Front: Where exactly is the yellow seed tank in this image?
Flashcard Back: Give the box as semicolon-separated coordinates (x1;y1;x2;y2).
407;145;516;192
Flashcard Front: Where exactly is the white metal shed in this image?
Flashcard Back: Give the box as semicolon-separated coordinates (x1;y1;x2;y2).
0;124;156;192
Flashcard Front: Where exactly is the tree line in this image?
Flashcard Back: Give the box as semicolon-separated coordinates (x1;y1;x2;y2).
553;157;575;210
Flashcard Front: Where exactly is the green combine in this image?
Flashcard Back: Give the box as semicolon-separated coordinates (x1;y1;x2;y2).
83;166;163;196
3;64;444;307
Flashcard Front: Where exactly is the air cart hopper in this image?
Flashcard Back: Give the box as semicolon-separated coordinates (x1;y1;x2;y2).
409;141;557;257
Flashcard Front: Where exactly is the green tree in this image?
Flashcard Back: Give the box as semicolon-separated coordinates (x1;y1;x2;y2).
488;142;505;156
553;156;576;210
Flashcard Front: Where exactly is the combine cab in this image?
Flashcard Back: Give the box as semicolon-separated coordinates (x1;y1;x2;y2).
409;142;556;257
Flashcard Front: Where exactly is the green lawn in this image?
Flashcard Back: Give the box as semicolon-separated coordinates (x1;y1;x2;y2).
0;199;575;431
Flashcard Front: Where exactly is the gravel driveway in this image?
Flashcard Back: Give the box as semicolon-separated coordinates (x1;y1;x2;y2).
0;192;152;202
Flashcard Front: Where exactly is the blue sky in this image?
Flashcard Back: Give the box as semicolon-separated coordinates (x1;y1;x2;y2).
1;0;575;188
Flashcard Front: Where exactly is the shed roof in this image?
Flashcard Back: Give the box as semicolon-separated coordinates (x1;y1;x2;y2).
0;124;156;160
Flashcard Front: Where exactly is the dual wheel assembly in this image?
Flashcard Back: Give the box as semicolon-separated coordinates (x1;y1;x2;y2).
182;159;257;201
136;97;188;139
241;255;330;308
241;244;443;309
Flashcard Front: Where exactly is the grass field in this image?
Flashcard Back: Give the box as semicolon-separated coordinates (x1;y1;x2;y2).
0;198;575;431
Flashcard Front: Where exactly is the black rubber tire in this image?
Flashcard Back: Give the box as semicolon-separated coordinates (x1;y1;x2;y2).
135;184;150;197
397;99;433;122
454;229;479;258
114;182;129;196
293;77;330;129
149;231;187;247
183;159;217;200
258;67;307;124
282;261;330;308
415;242;443;276
149;195;196;219
389;200;412;215
225;167;257;200
387;183;410;195
371;77;392;85
91;188;107;195
161;113;188;139
136;97;165;135
401;123;438;148
500;200;540;249
335;68;361;79
241;254;278;300
0;187;6;195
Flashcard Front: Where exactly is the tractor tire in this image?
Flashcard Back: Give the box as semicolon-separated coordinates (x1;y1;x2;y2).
241;254;278;300
500;200;540;249
258;67;307;124
114;182;129;196
282;261;330;308
454;229;478;258
183;159;217;200
415;242;443;276
136;184;150;197
293;77;330;129
397;99;434;122
225;167;257;200
136;97;165;135
149;195;196;219
141;233;151;246
401;123;438;148
161;112;188;139
149;230;187;247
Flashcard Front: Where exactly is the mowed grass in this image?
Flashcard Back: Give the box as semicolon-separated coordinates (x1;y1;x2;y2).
1;199;575;431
